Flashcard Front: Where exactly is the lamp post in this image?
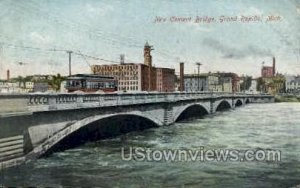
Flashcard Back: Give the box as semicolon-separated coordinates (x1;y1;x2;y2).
195;62;202;91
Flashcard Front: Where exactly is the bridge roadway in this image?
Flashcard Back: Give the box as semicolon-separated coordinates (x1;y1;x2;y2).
0;92;274;169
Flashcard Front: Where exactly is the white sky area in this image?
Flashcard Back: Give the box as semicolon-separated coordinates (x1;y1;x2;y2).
0;0;299;79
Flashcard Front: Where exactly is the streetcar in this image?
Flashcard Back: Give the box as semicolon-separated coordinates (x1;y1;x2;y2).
65;74;117;93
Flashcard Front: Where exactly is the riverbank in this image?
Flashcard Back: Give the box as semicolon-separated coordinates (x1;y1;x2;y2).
275;95;300;102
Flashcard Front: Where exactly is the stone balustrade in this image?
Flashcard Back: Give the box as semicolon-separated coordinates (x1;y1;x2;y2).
0;92;271;114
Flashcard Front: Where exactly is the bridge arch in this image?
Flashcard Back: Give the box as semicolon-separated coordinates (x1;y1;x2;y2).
215;99;232;112
26;112;162;158
245;98;250;104
174;103;210;122
235;99;243;107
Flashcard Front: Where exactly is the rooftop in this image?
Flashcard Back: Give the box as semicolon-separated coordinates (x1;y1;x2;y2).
67;74;115;79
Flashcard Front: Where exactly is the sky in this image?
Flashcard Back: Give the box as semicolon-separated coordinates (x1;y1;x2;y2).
0;0;299;79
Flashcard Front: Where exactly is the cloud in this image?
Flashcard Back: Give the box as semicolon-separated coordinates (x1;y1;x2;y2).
242;7;264;15
186;22;212;32
202;38;273;59
30;32;51;45
85;3;114;16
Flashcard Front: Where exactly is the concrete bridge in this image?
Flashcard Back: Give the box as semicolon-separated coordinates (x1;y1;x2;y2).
0;92;274;169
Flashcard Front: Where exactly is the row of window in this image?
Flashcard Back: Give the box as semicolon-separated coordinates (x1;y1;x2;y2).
119;77;139;80
119;81;138;85
97;71;139;76
66;81;116;89
118;86;139;91
94;65;139;71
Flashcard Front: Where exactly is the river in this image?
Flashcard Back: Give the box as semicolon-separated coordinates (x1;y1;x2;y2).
1;103;300;187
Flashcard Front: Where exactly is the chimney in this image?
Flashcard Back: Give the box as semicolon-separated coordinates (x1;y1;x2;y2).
144;42;153;91
179;62;184;92
120;54;125;65
6;69;10;81
272;57;276;76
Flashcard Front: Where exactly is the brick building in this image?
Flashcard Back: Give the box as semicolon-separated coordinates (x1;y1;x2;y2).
91;42;175;92
216;72;240;93
261;57;276;78
184;72;240;93
184;73;220;92
156;68;175;92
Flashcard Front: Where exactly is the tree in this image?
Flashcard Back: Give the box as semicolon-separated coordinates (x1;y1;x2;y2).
16;76;25;88
48;74;65;91
256;77;265;92
240;76;252;91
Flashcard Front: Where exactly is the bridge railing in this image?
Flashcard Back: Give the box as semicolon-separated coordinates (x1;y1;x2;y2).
24;92;211;108
0;92;272;113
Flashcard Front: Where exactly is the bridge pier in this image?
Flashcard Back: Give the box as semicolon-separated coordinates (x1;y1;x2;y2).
163;105;174;125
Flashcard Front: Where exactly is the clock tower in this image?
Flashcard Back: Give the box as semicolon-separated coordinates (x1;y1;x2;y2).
144;41;153;67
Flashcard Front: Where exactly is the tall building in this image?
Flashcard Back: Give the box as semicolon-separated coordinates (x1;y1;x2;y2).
156;68;175;92
249;79;258;93
184;73;221;92
91;42;175;92
257;75;285;94
216;72;240;93
184;72;240;93
219;76;232;93
92;63;143;91
258;57;285;94
285;75;300;93
261;57;276;78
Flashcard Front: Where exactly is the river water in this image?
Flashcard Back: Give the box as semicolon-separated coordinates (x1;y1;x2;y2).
1;103;300;187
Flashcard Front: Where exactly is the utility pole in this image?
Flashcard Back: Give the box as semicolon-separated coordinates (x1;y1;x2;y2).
67;51;73;76
195;62;202;91
0;43;2;80
242;74;246;93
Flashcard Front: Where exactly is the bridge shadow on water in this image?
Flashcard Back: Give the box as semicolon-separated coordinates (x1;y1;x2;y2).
235;99;243;107
43;100;235;157
176;100;233;123
176;105;209;122
43;115;158;157
216;100;232;111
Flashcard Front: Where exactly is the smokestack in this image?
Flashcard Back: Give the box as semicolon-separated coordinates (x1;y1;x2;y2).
6;69;10;81
179;62;184;92
272;57;276;76
120;54;125;65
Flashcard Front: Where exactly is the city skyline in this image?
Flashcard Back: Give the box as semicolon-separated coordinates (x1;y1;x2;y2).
0;0;299;79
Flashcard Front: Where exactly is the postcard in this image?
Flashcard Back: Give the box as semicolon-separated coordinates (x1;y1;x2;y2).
0;0;299;187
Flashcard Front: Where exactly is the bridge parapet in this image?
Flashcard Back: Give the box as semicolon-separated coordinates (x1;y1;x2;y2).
0;92;273;114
